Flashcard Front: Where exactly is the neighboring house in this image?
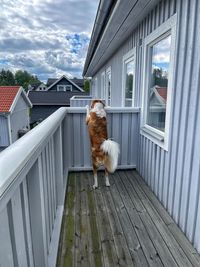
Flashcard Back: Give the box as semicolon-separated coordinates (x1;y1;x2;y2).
28;82;47;91
0;86;32;151
46;76;84;91
83;0;200;254
28;75;87;125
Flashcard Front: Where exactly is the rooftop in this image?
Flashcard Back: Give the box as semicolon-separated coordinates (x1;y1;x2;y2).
0;86;20;112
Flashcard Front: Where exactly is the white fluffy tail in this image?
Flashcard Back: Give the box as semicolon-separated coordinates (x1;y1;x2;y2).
101;139;120;173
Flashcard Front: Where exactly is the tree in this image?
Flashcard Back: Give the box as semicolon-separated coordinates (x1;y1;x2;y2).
0;69;41;91
15;70;40;91
84;79;90;92
0;69;15;86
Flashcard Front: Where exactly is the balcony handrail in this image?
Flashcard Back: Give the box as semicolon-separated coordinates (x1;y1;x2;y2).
70;95;92;100
66;106;140;113
0;107;67;199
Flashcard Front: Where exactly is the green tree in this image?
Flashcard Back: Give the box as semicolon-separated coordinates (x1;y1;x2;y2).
84;79;90;92
15;70;40;91
0;69;15;86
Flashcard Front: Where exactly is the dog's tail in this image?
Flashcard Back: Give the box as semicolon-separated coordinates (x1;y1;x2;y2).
101;139;120;173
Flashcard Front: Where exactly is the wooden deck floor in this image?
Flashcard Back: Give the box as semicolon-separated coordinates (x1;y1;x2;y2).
57;170;200;267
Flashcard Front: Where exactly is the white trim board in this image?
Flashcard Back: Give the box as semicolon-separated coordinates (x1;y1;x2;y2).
141;14;177;151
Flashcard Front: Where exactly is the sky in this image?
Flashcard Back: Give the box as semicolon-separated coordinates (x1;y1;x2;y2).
0;0;99;82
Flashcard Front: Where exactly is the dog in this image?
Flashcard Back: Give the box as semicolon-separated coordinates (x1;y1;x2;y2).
86;99;119;189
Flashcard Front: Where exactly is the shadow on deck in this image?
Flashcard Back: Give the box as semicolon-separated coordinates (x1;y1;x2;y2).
57;170;200;267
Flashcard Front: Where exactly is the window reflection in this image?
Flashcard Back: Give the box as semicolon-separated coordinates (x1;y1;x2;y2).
125;60;134;107
147;35;171;132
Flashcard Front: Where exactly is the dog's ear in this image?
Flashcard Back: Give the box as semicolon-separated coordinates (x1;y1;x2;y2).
99;100;105;107
90;99;98;108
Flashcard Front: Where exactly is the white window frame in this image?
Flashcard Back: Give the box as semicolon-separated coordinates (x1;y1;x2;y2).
122;48;136;107
57;84;72;91
141;14;177;150
93;77;98;98
101;71;105;100
105;66;111;106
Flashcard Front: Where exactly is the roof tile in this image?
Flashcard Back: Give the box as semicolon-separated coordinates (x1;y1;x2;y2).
0;86;20;112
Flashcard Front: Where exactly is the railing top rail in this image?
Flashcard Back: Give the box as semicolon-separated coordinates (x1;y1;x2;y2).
0;107;67;198
70;95;92;100
66;107;140;113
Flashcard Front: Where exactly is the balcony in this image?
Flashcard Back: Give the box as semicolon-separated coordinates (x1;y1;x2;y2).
0;107;199;267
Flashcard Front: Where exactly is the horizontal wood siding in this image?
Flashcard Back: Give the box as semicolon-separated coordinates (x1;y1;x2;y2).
90;0;200;254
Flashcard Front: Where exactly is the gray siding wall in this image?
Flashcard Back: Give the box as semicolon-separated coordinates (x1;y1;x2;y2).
90;0;200;252
0;116;9;147
49;78;81;92
10;97;30;143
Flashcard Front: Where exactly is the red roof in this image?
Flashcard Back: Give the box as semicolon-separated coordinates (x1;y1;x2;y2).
0;86;21;112
155;86;167;101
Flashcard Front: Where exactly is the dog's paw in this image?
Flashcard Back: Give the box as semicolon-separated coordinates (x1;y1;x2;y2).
85;105;89;109
93;184;98;189
106;182;110;187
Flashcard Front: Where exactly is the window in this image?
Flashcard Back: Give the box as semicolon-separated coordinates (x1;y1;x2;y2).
141;15;177;149
122;49;136;107
57;85;72;91
65;85;72;91
106;67;111;106
93;77;98;98
101;71;105;99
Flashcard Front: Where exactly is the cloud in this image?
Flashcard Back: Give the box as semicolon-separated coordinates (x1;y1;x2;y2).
0;0;99;81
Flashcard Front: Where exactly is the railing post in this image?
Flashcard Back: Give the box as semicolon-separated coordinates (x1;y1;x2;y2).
54;125;64;205
27;157;48;267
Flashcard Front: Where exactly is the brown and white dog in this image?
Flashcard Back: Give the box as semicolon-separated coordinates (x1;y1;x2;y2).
86;99;119;189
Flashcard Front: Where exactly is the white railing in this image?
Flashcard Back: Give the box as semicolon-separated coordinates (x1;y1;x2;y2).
0;106;140;267
0;108;67;267
70;95;92;107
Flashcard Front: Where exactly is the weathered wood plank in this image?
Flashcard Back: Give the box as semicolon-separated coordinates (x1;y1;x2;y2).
119;171;178;267
116;171;163;267
101;185;134;267
131;170;200;266
91;172;118;267
109;174;149;267
58;171;200;267
57;173;76;267
78;172;90;267
128;171;194;267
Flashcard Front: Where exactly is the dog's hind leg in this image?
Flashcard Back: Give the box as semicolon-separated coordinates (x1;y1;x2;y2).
93;165;98;189
105;168;110;187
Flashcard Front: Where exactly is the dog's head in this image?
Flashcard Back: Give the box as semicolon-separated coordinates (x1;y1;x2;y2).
90;99;105;110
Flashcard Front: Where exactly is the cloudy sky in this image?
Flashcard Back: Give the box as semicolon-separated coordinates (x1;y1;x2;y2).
0;0;99;81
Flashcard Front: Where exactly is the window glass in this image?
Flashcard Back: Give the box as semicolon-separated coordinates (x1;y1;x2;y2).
106;69;111;106
147;34;171;132
125;60;134;107
57;85;65;91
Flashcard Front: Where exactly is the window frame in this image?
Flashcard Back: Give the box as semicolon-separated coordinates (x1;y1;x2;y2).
122;48;136;107
105;66;111;106
101;71;105;100
57;84;72;91
141;14;177;150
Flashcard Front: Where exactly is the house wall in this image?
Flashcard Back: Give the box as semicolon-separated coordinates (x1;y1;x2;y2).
0;116;9;148
10;97;30;142
48;78;81;92
90;0;200;252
